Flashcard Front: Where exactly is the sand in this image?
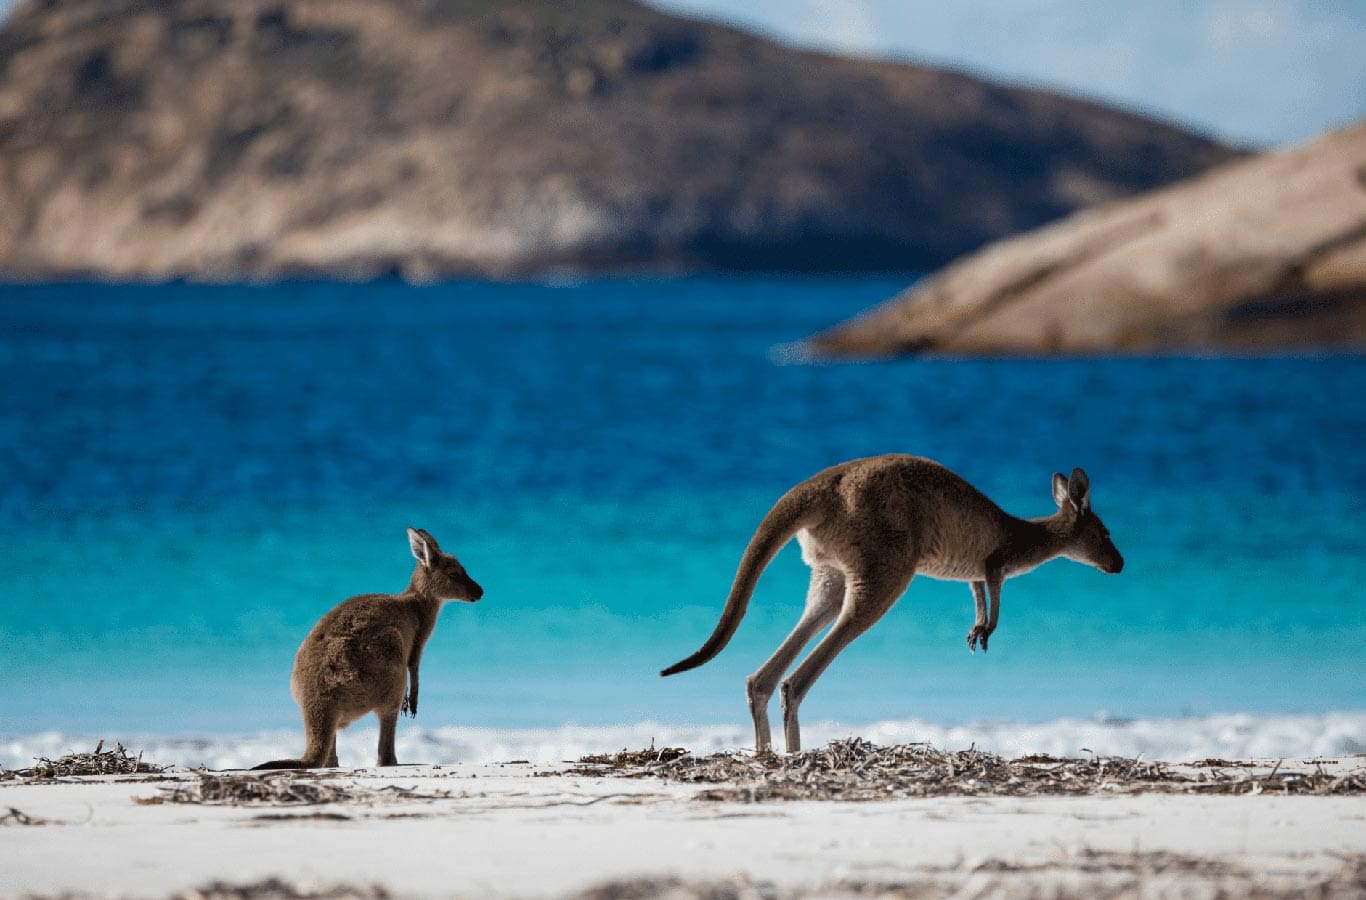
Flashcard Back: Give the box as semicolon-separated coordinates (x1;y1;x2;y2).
1;756;1363;898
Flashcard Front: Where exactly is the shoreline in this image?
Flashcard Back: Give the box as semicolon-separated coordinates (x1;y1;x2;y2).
5;710;1365;772
1;754;1363;898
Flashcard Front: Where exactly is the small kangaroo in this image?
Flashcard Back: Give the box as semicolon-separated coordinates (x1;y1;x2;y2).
253;528;482;769
660;455;1123;754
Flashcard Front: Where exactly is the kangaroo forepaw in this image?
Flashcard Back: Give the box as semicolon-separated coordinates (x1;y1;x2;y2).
967;625;990;653
401;693;417;717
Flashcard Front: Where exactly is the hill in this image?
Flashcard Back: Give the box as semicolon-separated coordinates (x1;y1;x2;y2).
0;0;1235;280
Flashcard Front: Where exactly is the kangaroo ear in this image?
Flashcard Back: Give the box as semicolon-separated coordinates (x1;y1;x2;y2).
1067;468;1091;512
407;527;432;567
1052;473;1070;507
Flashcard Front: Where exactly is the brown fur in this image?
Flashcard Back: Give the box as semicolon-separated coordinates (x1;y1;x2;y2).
660;455;1123;753
253;528;482;769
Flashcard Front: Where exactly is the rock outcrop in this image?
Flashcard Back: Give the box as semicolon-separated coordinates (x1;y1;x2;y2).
0;0;1235;281
807;122;1366;355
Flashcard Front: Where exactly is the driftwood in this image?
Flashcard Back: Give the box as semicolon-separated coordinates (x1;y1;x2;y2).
571;737;1366;801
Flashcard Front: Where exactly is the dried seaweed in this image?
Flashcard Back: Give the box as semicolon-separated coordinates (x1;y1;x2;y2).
0;740;167;781
574;737;1366;801
22;881;389;900
138;772;451;807
167;878;390;899
1192;757;1257;767
563;745;690;775
567;852;1366;899
21;855;1366;900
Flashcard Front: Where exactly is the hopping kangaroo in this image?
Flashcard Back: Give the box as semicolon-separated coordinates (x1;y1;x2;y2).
254;528;482;769
661;455;1123;753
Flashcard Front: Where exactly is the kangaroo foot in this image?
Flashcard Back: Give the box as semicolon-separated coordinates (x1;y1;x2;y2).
967;625;990;653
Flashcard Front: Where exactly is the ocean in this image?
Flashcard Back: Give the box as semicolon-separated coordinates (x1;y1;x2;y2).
1;277;1363;768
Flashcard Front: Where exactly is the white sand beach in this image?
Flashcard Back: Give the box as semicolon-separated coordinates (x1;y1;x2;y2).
1;756;1363;898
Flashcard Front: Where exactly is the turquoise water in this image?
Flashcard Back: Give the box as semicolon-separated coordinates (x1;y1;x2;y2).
1;278;1363;745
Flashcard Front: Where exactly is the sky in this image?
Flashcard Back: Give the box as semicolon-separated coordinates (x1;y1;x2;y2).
1;0;1361;147
649;0;1364;147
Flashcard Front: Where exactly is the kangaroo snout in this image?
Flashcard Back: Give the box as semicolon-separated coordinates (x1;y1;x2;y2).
465;581;484;602
1104;553;1124;575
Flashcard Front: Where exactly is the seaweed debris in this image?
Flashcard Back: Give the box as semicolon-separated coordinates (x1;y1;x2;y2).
0;740;167;781
138;772;451;807
571;737;1366;801
563;745;690;775
19;855;1366;899
568;852;1366;899
167;878;390;899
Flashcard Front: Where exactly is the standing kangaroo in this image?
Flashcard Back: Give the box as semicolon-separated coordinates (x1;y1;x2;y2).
254;528;482;769
660;455;1123;753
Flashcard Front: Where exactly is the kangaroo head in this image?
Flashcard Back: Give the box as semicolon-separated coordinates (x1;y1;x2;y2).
407;527;483;602
1051;468;1123;574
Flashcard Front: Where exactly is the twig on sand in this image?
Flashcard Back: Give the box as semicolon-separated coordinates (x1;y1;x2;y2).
0;806;50;826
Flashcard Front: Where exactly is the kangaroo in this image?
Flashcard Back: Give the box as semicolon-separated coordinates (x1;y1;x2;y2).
253;528;482;769
660;455;1123;754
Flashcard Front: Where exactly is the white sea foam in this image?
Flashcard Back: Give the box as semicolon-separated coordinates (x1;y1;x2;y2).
4;712;1363;772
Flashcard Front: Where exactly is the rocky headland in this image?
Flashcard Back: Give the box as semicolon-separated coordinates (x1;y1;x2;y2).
806;122;1366;355
0;0;1234;281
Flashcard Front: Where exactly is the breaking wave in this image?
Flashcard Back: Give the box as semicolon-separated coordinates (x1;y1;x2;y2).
4;712;1363;771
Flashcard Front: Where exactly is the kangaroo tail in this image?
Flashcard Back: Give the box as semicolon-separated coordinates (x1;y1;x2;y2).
250;758;319;771
660;492;811;676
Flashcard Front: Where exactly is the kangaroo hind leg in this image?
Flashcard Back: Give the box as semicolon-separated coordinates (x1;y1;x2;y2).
300;704;338;768
780;565;912;753
377;708;401;767
746;562;844;753
253;703;338;770
967;580;989;652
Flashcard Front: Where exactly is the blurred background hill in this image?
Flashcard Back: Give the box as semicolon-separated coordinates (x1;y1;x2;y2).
0;0;1239;281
